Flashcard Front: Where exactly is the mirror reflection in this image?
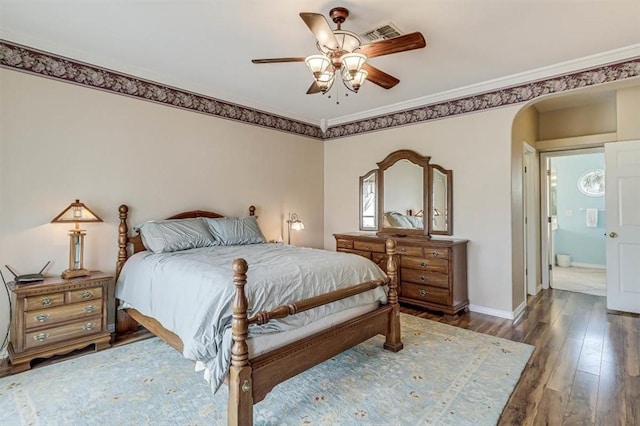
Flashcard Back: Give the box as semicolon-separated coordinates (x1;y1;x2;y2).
360;170;378;230
432;168;448;232
383;160;424;230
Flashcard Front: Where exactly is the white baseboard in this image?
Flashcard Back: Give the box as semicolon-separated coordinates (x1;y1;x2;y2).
469;304;521;320
569;262;606;270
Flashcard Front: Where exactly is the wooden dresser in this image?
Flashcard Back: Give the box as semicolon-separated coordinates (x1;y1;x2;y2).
334;233;468;317
8;272;112;373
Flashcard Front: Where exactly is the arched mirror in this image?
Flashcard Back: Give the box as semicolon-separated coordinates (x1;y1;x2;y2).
429;164;453;235
377;150;430;236
359;169;378;230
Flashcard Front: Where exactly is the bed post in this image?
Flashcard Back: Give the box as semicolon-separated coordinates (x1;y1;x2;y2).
116;204;129;280
383;239;403;352
229;258;253;426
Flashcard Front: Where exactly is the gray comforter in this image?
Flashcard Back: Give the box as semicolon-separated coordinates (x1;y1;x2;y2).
115;243;387;392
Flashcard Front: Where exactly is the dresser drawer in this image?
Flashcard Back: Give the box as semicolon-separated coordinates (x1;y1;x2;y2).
423;247;449;260
338;248;372;259
25;317;102;350
25;301;103;329
402;269;449;288
336;239;354;249
24;293;65;311
401;256;448;274
353;240;386;253
401;282;449;305
68;286;103;304
396;245;423;257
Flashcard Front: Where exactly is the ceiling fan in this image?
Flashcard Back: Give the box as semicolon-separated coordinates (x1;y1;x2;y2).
251;7;426;95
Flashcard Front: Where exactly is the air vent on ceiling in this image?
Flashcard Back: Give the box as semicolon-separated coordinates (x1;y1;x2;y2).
360;22;403;42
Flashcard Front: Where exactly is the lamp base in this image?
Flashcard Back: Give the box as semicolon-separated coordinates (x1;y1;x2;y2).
61;268;91;279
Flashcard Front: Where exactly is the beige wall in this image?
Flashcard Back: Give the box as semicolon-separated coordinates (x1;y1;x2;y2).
0;69;324;335
617;85;640;141
324;107;520;315
538;102;616;141
511;107;539;310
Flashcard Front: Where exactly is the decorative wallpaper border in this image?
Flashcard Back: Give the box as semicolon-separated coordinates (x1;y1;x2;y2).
325;58;640;139
1;39;639;140
0;40;324;140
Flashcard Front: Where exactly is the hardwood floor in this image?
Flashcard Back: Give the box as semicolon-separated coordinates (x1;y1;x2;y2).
2;288;637;425
401;288;640;425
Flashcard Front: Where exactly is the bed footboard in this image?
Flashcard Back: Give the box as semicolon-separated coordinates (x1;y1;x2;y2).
228;240;401;426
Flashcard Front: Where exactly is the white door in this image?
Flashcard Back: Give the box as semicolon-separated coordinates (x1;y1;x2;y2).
605;140;640;313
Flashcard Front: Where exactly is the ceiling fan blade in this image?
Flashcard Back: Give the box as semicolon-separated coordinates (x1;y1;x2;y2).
251;57;306;64
358;32;426;59
300;12;339;51
362;63;400;89
306;81;322;95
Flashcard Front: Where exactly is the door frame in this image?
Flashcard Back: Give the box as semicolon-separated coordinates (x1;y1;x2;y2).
539;147;604;289
523;142;538;295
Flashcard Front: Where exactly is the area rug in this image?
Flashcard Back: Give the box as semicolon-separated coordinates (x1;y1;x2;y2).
0;314;533;425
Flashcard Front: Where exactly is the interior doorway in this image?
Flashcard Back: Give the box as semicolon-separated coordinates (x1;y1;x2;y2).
540;148;607;296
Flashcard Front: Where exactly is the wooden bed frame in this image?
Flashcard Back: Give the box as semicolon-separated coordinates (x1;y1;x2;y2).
115;204;403;426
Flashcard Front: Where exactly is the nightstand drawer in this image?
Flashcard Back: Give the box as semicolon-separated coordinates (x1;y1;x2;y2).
24;293;65;311
68;286;103;304
402;269;449;288
25;301;103;329
339;248;372;259
401;256;448;274
353;240;385;253
402;283;449;305
25;317;102;350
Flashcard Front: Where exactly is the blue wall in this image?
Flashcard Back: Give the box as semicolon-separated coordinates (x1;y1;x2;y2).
552;153;605;266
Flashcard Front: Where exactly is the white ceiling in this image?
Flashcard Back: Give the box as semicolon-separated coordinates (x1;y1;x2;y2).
1;1;639;126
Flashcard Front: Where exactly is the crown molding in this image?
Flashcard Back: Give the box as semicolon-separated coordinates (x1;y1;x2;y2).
327;44;640;127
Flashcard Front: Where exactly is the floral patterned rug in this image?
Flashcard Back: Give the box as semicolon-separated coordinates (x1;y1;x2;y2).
0;314;533;425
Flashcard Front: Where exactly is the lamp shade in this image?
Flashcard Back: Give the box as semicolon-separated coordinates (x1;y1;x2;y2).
51;199;103;224
349;69;368;91
305;55;331;78
341;53;367;79
315;70;335;93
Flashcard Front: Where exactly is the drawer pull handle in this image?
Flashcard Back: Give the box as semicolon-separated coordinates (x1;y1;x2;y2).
400;248;406;253
34;313;50;323
33;333;50;342
419;289;429;297
420;276;428;282
432;251;439;257
81;291;93;299
365;246;371;250
41;297;52;306
83;322;96;331
84;305;96;313
420;262;427;268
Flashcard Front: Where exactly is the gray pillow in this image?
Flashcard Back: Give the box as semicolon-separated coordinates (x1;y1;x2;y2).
139;218;216;253
205;216;266;245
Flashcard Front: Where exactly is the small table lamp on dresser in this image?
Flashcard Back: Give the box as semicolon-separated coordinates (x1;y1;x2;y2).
51;199;103;279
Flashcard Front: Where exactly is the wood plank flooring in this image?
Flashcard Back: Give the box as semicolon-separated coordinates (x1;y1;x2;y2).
1;288;638;425
401;288;640;425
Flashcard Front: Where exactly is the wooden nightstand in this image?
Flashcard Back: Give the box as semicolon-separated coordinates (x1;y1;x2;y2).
7;272;112;373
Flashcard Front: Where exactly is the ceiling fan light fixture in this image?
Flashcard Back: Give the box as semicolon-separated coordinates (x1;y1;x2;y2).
342;69;368;93
340;52;367;79
304;54;331;78
350;69;368;91
315;70;335;93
